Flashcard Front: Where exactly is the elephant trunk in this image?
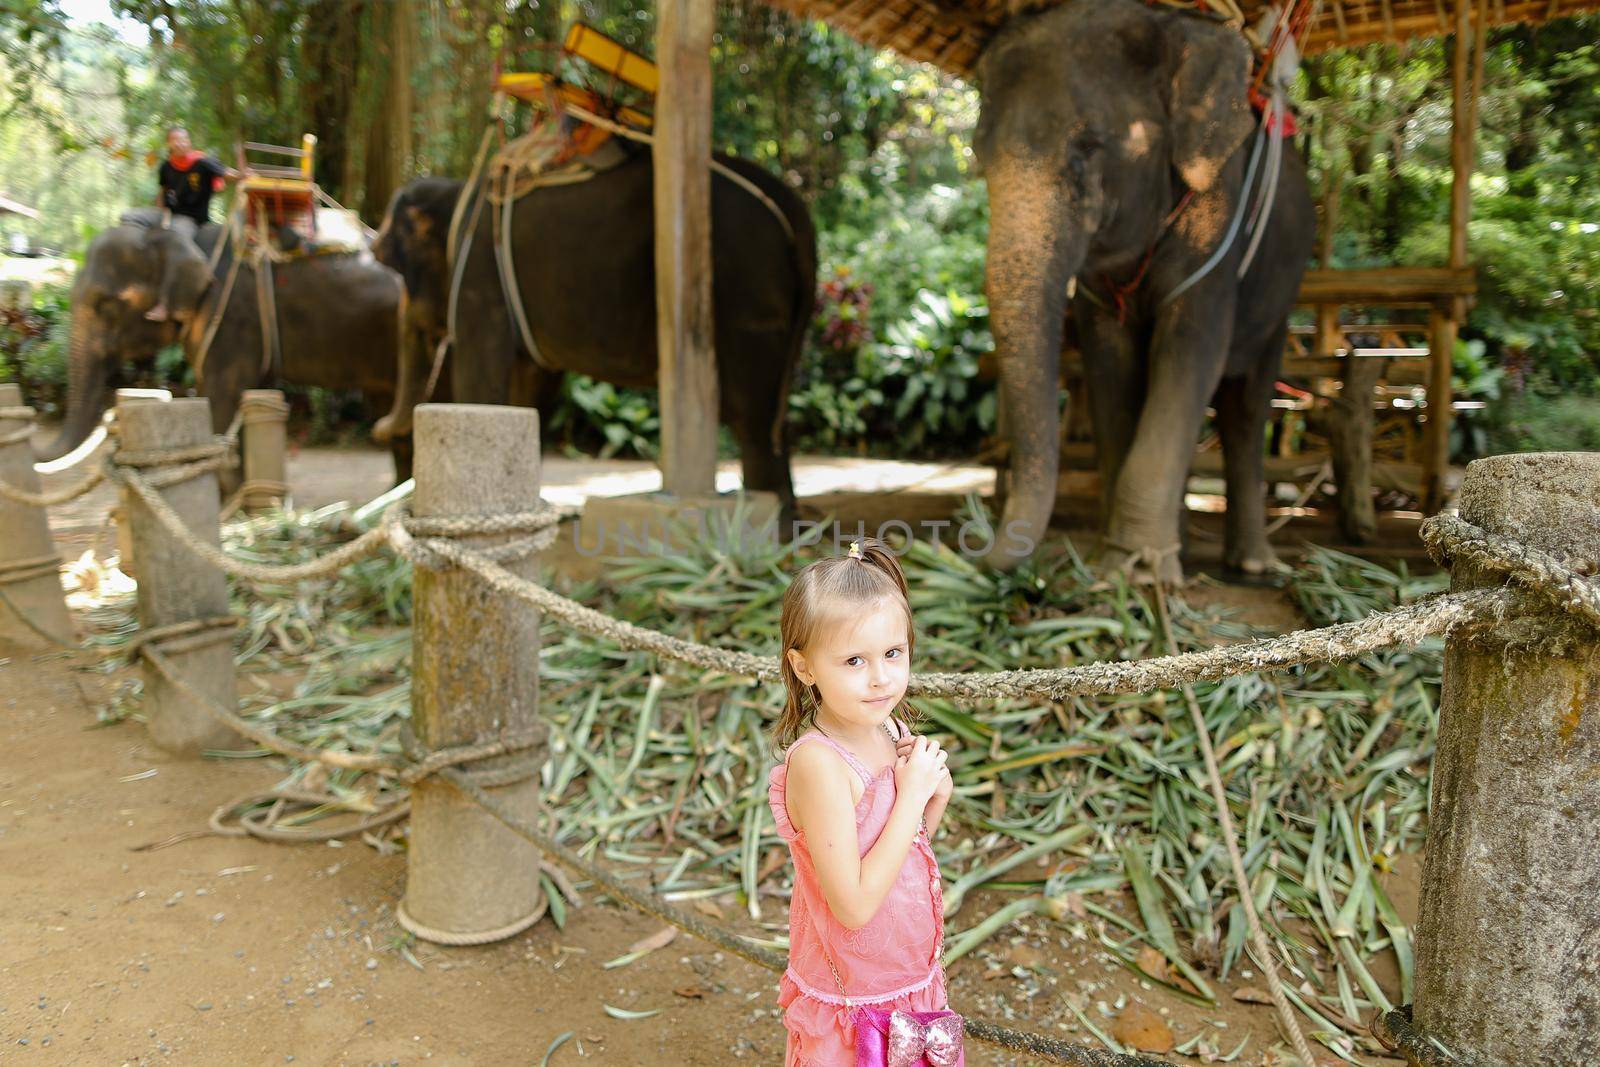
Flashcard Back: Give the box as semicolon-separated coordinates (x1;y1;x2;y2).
37;304;108;462
978;155;1087;571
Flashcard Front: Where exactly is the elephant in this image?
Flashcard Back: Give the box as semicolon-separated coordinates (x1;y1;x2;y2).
972;0;1317;583
42;208;413;483
371;142;817;532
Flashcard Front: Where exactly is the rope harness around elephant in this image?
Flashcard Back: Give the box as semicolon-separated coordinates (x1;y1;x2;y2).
441;98;800;382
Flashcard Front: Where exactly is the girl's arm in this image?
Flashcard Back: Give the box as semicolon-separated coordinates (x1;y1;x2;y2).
922;789;950;837
786;744;927;930
898;729;954;838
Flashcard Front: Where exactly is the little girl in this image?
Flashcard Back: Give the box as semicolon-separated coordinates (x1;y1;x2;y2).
766;536;956;1065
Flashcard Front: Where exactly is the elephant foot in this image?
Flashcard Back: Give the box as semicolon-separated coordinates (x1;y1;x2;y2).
372;412;401;445
1222;542;1291;586
1098;539;1185;587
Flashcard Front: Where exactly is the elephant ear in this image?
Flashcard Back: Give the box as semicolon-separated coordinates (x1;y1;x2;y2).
1167;26;1254;193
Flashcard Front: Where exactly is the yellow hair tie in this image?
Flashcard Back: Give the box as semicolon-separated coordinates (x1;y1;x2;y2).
848;540;863;559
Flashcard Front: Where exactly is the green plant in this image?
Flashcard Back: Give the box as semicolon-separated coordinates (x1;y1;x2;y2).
880;288;996;450
1449;337;1504;460
0;282;70;414
549;374;661;460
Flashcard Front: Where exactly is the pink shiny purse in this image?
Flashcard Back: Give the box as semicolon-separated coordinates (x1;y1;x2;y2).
852;1004;964;1067
809;916;965;1067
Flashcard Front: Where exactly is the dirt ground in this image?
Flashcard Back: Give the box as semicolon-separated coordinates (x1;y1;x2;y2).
3;442;1424;1065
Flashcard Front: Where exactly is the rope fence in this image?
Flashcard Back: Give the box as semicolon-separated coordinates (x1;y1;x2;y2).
5;394;1595;1065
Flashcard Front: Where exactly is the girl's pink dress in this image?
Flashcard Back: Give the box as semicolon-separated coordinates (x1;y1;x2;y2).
766;717;949;1065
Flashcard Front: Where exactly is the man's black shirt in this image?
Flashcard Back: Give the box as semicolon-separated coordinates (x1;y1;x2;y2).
158;155;226;227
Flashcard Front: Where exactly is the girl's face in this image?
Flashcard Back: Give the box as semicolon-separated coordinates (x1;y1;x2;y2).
786;597;910;732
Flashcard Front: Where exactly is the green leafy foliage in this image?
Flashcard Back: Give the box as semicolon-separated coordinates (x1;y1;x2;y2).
0;282;70;413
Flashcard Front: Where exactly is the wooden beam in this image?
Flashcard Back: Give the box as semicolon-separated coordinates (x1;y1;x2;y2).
1052;446;1425;496
1296;266;1476;303
653;0;718;500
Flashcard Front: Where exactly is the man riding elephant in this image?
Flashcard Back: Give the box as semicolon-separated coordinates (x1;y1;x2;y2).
156;126;245;229
39;209;413;483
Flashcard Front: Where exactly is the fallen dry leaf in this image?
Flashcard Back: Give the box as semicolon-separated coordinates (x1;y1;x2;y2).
1006;943;1046;969
1233;986;1273;1005
625;926;678;955
1135;945;1170;980
1111;1002;1174;1054
673;986;706;999
692;897;724;919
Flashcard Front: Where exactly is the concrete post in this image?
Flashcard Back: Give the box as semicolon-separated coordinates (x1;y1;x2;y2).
401;403;549;943
1414;452;1600;1064
111;388;172;580
0;384;73;647
118;393;239;755
239;389;289;511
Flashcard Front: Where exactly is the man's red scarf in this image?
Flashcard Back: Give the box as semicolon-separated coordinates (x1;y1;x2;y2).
168;150;225;191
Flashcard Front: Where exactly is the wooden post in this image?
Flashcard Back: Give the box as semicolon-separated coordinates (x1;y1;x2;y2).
239;389;289;511
1329;354;1387;543
653;0;718;500
1425;0;1486;511
1414;452;1600;1064
0;384;73;647
111;388;172;580
401;403;550;943
118;393;239;755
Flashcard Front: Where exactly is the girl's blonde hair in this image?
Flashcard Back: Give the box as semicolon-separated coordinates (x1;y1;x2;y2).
773;535;923;751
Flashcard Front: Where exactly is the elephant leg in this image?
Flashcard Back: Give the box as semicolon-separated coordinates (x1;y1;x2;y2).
1212;367;1279;576
1103;306;1233;585
450;301;519;408
1075;298;1144;531
721;329;799;536
375;325;433;444
390;432;414;486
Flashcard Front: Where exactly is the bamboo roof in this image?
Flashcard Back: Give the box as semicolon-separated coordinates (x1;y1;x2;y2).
756;0;1600;78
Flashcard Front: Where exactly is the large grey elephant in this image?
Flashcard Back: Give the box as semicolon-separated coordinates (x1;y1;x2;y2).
371;144;816;531
41;210;412;480
973;0;1316;582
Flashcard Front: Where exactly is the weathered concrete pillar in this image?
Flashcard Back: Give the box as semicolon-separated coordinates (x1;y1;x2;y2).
401;403;549;943
1414;452;1600;1064
111;388;172;580
118;393;239;755
239;389;289;511
0;384;73;647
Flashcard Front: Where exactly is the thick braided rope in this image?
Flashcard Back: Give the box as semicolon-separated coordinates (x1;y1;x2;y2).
390;522;782;678
440;767;1166;1067
0;553;63;585
115;464;400;583
0;404;35;448
394;893;549;947
0;401;112;506
0;464;108;507
115;451;579;584
393;519;1513;696
1422;512;1600;629
138;637;543;781
239;393;291;424
1370;1005;1486;1067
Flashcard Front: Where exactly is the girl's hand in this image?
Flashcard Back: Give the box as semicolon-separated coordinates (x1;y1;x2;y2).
893;734;946;806
897;733;954;797
931;764;953;802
